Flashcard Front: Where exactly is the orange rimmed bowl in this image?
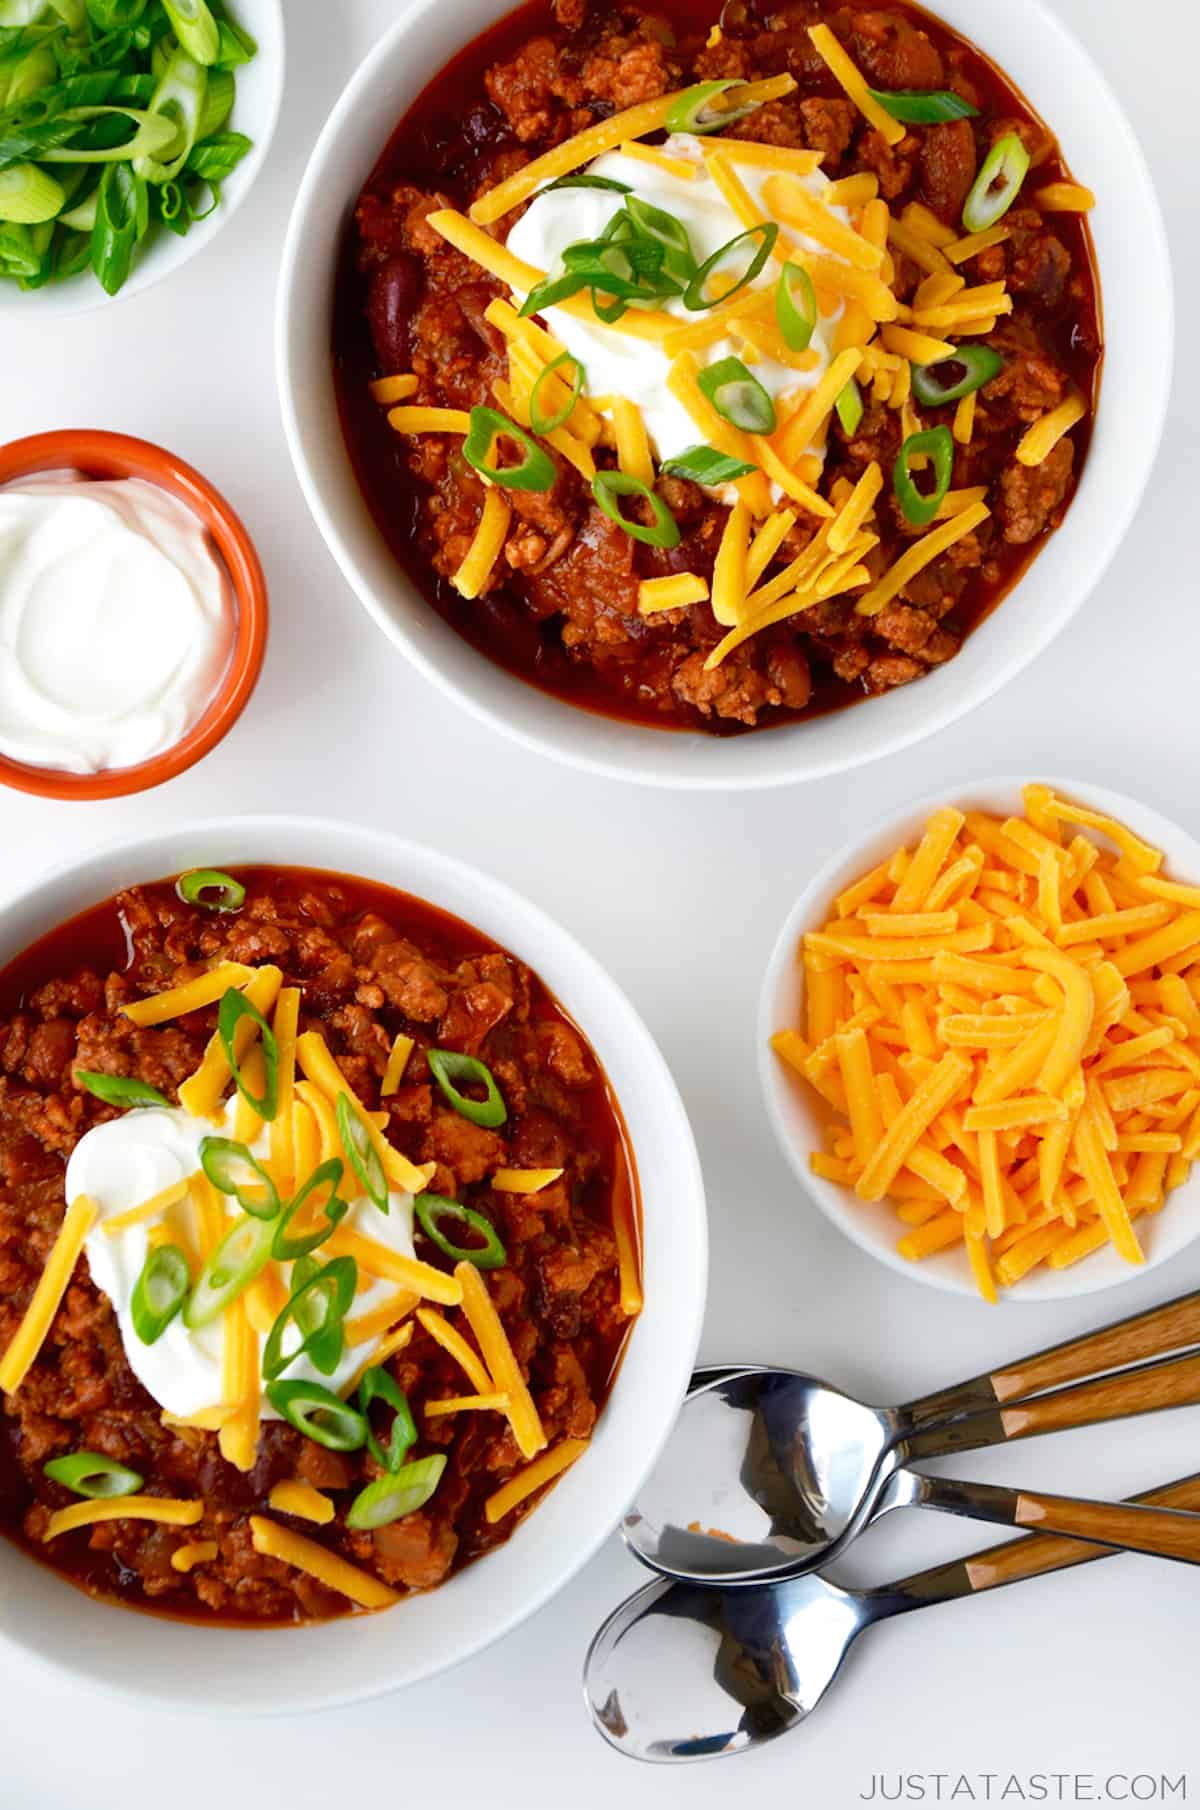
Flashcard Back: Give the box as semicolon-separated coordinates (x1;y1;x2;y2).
0;430;269;802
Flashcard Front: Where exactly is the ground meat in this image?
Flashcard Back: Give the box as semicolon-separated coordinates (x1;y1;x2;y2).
996;438;1075;545
0;874;636;1624
342;0;1099;734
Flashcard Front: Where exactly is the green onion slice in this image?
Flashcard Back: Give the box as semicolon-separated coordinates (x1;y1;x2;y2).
962;131;1030;234
133;46;206;184
131;1243;189;1344
835;376;865;437
160;0;219;66
0;159;64;222
177;867;245;912
346;1457;447;1531
519;270;587;317
665;79;760;135
427;1049;509;1129
867;87;978;124
776;260;817;352
416;1194;507;1271
217;987;280;1123
336;1094;388;1214
44;1451;143;1499
893;424;955;527
541;172;631;195
591;470;682;551
267;1378;368;1452
684;221;777;313
911;346;1004;407
624;194;696;284
529;349;585;437
199;1136;280;1222
262;1255;356;1382
358;1366;418;1473
183;1212;277;1330
76;1070;169;1109
463;405;557;493
660;444;758;486
697;355;777;435
272;1161;348;1262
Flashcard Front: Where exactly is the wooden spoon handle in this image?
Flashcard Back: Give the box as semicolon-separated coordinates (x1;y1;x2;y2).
989;1291;1200;1402
998;1350;1200;1440
964;1476;1200;1591
1012;1491;1200;1563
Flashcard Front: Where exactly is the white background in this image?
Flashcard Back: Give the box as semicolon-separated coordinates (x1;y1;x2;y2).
3;0;1198;1803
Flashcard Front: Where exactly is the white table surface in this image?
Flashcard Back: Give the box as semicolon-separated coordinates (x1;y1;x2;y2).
4;1;1197;1803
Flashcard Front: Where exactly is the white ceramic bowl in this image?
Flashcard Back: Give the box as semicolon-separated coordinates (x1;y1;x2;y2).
278;0;1171;792
0;818;706;1712
0;0;284;320
758;778;1200;1304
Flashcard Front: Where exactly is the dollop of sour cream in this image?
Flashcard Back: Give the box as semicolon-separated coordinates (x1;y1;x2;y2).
505;133;851;468
0;473;236;775
67;1103;417;1421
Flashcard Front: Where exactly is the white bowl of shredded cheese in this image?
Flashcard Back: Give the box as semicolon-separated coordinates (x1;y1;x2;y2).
278;0;1171;791
759;777;1200;1303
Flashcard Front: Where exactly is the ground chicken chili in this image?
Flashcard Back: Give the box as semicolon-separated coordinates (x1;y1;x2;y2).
0;868;639;1623
335;0;1102;734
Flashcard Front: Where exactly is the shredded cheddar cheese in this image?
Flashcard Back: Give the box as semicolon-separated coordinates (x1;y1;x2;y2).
454;489;513;600
0;1195;99;1394
369;375;418;404
638;573;710;616
424;1392;510;1417
455;1262;546;1460
484;1439;589;1524
1017;391;1087;466
491;1167;566;1194
248;1516;399;1610
171;1540;218;1572
121;963;253;1029
268;1480;336;1525
44;1497;203;1542
773;786;1200;1297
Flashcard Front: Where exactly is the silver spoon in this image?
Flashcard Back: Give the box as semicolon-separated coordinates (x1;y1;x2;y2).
589;1471;1200;1763
628;1291;1200;1584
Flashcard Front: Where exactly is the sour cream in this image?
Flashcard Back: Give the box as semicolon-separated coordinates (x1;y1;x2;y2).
0;473;236;775
505;133;851;468
67;1102;418;1421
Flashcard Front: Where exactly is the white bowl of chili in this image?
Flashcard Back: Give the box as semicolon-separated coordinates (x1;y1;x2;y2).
278;0;1170;790
0;817;706;1710
759;777;1200;1303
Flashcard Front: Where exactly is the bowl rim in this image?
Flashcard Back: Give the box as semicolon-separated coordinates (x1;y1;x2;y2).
276;0;1174;793
0;429;269;802
757;775;1200;1304
0;814;708;1710
0;0;286;321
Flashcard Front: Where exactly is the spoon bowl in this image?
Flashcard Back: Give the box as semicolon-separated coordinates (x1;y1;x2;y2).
623;1369;901;1584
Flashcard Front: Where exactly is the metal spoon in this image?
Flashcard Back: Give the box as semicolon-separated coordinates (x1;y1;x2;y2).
633;1288;1200;1585
589;1472;1200;1763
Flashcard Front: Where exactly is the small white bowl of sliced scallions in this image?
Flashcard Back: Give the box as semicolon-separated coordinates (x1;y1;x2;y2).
0;0;283;313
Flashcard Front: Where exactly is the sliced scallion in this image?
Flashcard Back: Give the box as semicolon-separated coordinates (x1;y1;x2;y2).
665;79;760;135
416;1194;506;1271
358;1366;418;1473
199;1136;280;1221
775;260;817;352
261;1255;356;1382
426;1048;509;1128
893;424;955;527
76;1070;169;1109
183;1212;276;1330
218;986;280;1123
867;86;978;124
463;406;557;492
962;132;1030;234
131;1244;189;1344
159;0;219;66
44;1451;143;1498
346;1457;447;1530
660;445;758;487
529;349;584;437
697;355;777;435
177;867;245;912
336;1093;388;1214
266;1378;367;1452
684;221;777;313
272;1161;348;1263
